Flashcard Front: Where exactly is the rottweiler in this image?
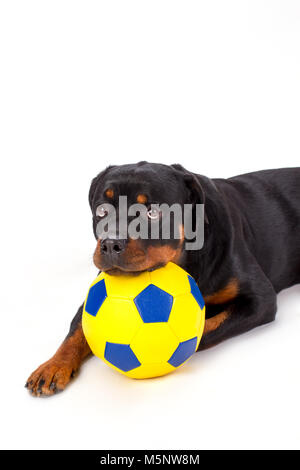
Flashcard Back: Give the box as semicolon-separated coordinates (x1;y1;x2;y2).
26;162;300;396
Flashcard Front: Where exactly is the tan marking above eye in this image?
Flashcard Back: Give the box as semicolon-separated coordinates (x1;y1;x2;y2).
137;194;147;204
105;189;114;199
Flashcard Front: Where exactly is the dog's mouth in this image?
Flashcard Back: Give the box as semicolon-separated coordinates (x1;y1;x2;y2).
93;238;183;275
103;264;165;276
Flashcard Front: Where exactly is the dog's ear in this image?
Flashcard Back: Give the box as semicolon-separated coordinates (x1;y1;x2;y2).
171;164;209;224
88;165;115;210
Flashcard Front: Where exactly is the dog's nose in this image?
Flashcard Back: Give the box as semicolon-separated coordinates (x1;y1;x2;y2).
100;238;127;255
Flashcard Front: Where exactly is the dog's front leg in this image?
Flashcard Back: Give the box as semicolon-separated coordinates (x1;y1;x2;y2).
26;304;91;396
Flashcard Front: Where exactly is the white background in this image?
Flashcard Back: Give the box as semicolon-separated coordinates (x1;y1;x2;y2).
0;1;300;450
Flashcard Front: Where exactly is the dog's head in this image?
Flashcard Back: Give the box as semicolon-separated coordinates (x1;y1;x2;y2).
89;162;206;275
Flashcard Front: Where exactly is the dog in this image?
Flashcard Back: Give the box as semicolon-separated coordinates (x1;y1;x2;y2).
26;162;300;396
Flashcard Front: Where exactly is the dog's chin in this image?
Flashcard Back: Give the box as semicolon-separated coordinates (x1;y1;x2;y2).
104;267;146;276
96;262;167;276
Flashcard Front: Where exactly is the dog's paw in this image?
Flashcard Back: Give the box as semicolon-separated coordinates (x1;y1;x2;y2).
25;358;77;397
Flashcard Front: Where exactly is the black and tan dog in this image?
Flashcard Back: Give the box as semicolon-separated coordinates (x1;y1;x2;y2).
26;163;300;396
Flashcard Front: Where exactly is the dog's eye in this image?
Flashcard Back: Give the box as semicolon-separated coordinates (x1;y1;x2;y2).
147;207;160;220
96;205;108;218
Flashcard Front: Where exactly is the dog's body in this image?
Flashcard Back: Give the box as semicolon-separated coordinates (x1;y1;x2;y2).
26;165;300;396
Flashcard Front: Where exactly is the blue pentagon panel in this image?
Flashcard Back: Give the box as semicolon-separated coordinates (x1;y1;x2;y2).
104;342;141;372
85;279;107;317
168;336;198;367
134;284;173;323
188;276;205;309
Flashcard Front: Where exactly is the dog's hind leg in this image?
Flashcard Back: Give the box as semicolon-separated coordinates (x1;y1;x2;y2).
198;291;277;350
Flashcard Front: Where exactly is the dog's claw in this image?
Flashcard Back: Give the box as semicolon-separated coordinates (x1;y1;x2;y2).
37;379;45;394
49;382;56;391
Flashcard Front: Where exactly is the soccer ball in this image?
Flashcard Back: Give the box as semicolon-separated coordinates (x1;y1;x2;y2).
82;262;205;379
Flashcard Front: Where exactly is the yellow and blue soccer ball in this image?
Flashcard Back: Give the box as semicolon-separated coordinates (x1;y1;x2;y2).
82;262;205;379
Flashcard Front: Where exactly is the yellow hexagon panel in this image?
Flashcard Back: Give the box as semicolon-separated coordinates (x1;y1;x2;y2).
125;361;176;379
105;270;151;299
94;298;142;343
168;292;204;342
149;262;191;296
82;311;106;359
131;323;179;364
